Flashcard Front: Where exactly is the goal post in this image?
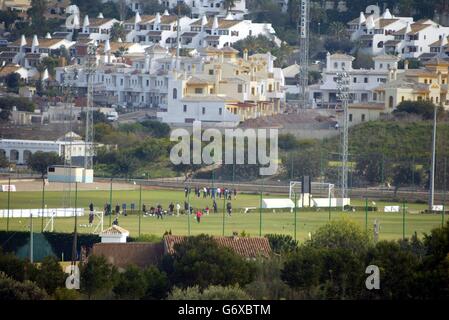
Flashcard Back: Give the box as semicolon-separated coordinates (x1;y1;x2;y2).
289;181;335;201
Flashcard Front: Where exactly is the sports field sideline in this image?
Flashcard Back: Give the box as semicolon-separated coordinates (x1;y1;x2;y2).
0;185;445;241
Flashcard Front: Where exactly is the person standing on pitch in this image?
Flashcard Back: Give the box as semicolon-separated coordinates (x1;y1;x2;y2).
196;210;202;223
176;203;181;216
89;203;94;227
115;203;120;216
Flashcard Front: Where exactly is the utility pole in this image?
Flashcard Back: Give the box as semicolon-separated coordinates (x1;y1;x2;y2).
336;71;350;210
298;0;310;109
429;104;437;211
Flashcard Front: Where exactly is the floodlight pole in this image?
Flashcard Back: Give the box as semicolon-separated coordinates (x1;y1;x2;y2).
294;192;297;241
109;178;113;226
336;70;350;211
365;197;368;233
138;183;142;237
259;184;263;237
41;177;45;232
429;104;437;211
7;176;10;231
29;212;33;263
443;157;447;227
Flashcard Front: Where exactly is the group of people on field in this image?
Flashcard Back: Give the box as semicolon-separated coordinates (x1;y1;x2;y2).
184;186;237;200
89;186;238;226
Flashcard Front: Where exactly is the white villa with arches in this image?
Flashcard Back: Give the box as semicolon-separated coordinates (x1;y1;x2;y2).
0;132;94;165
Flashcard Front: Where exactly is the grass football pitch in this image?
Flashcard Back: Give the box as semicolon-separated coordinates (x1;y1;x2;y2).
0;188;445;242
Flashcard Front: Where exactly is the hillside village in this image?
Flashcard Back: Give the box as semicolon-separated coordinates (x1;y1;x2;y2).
0;1;449;171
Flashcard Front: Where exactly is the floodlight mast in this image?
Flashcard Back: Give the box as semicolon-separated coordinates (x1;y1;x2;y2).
84;44;97;173
298;0;310;110
336;70;350;210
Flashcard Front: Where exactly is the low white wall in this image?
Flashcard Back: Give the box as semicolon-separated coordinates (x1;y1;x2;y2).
0;208;85;218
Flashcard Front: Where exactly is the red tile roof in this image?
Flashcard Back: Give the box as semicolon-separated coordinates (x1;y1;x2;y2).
91;242;164;269
163;235;272;258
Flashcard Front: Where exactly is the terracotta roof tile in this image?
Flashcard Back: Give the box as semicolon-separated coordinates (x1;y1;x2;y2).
164;235;272;258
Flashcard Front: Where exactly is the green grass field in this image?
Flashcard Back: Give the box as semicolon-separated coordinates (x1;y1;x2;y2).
0;189;446;241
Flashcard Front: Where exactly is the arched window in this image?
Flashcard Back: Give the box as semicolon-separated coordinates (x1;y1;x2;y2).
173;88;177;100
389;96;394;108
23;150;32;163
334;62;338;69
377;41;384;48
10;150;19;162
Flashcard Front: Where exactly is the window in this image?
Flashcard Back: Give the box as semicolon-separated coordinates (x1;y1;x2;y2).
202;107;206;115
353;77;357;83
361;114;366;122
195;88;203;94
238;84;243;93
183;105;187;112
209;69;214;75
219;108;222;115
349;114;353;122
389;96;394;108
364;77;368;83
334;62;338;68
173;88;177;99
251;87;255;95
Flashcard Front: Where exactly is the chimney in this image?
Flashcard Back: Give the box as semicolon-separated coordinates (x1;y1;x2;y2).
404;59;409;70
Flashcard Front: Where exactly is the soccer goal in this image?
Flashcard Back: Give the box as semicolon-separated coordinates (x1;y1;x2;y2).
289;181;335;200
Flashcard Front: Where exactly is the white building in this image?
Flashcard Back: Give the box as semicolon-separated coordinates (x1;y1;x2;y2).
123;11;278;49
308;52;400;108
125;0;248;19
181;15;279;49
77;15;120;43
0;132;95;165
347;5;449;59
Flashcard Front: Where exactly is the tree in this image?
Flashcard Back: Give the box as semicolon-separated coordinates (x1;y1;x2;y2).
168;285;251;300
392;163;422;195
0;9;19;31
310;219;371;254
27;152;63;177
79;255;118;299
329;22;347;41
265;234;298;254
161;234;255;289
113;265;146;299
284;147;322;180
278;134;300;151
5;73;21;93
224;0;236;13
0;272;47;300
394;101;443;120
110;23;126;42
0;152;8;168
363;240;421;299
35;256;65;295
0;96;35;113
27;0;48;36
142;266;170;300
140;0;165;15
41;56;59;77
